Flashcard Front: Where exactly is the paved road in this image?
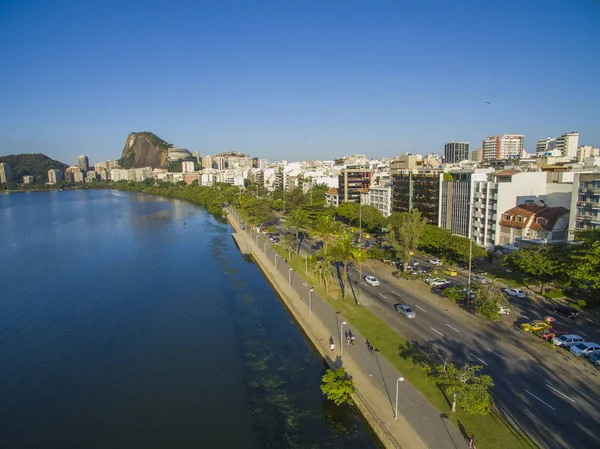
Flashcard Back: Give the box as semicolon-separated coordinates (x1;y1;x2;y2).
277;227;600;449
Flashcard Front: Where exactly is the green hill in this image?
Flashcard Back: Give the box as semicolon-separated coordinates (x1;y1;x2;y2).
0;153;68;184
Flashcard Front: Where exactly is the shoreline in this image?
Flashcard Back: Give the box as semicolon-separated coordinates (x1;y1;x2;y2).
225;208;433;449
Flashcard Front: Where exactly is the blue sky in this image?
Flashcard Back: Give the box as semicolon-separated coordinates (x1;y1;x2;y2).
0;0;598;165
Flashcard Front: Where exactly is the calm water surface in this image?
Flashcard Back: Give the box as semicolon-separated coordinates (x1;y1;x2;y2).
0;190;379;448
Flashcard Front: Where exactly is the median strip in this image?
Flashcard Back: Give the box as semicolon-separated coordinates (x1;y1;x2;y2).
525;390;556;410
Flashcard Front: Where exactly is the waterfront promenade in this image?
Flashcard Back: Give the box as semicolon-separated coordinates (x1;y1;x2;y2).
227;207;469;449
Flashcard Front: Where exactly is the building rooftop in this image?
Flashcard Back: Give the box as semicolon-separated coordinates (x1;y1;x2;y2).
499;204;569;231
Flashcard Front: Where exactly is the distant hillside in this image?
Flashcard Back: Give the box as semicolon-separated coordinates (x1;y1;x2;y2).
0;153;68;183
119;132;173;169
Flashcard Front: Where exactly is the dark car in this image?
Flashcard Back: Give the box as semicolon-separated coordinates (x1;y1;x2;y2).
552;305;579;319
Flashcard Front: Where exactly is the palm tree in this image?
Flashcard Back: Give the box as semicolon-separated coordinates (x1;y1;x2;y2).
313;253;335;294
350;248;369;305
333;231;355;300
314;214;338;251
281;234;296;261
287;208;308;241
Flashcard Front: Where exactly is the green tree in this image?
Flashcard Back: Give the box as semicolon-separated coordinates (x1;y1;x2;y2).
441;285;464;303
350;248;369;305
283;187;307;211
314;214;339;251
287;208;309;241
427;361;494;415
314;252;335;293
565;230;600;298
333;231;355;300
503;245;559;295
335;202;360;224
387;210;427;271
360;205;387;233
281;234;296;261
320;368;355;406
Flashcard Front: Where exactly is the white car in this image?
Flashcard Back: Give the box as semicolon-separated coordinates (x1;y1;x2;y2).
365;276;380;286
504;288;526;299
429;259;443;266
426;278;449;288
570;342;600;357
472;275;488;284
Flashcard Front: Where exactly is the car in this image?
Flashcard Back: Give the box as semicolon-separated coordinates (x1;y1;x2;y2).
570;342;600;357
552;334;585;348
551;305;579;319
537;328;568;341
498;304;511;315
364;276;380;286
590;352;600;366
504;288;526;299
395;304;416;319
520;320;549;332
472;275;488;284
425;277;446;287
443;268;458;277
429;259;443;266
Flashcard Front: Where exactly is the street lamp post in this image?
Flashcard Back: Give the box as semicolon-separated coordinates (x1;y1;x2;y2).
288;268;293;291
466;200;474;309
275;253;279;268
309;288;314;315
395;376;405;420
340;321;347;354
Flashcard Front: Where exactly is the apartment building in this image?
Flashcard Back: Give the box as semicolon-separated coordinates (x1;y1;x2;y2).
201;155;213;170
569;172;600;239
22;175;34;184
0;163;13;183
444;142;469;164
363;185;392;217
325;188;339;207
556;132;579;158
181;161;195;173
536;137;557;155
391;169;442;224
85;171;97;182
498;204;569;247
338;166;372;203
77;155;90;171
482;135;524;160
48;169;63;184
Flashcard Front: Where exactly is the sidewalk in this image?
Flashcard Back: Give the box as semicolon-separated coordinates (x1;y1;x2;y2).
228;208;469;449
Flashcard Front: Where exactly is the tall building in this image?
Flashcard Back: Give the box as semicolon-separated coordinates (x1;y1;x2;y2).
0;162;13;183
181;161;195;173
444;142;470;164
470;149;483;162
556;131;579;158
536;137;557;155
569;172;600;239
78;155;90;171
48;169;63;184
392;169;442;224
22;175;34;184
338;166;372;203
201;155;213;170
482;135;524;160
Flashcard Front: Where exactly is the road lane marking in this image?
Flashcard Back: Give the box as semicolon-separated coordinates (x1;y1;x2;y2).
525;390;556;410
546;384;576;403
391;291;401;297
430;327;446;338
520;314;530;320
445;324;460;333
415;305;427;312
487;348;506;360
469;352;489;366
403;395;415;407
361;282;368;286
422;417;434;428
379;293;388;300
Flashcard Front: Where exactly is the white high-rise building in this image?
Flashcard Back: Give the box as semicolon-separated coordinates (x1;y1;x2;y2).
48;169;63;184
482;135;524;160
181;161;195;173
556;131;579;158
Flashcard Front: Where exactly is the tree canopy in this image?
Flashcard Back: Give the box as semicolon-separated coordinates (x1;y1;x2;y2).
320;368;355;406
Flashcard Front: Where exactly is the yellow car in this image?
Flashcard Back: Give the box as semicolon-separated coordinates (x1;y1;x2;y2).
520;320;549;333
443;268;458;277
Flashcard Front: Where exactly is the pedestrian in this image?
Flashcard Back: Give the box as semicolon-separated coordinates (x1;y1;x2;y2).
346;334;350;345
351;334;356;345
330;342;335;354
468;434;475;448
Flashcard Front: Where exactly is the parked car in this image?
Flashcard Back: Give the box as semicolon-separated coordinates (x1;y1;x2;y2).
395;304;416;319
425;277;447;287
536;328;568;341
590;352;600;366
504;288;526;299
472;275;488;284
498;304;511;315
364;276;380;286
552;334;585;348
551;305;579;319
520;320;549;332
570;342;600;357
443;268;458;277
429;259;443;266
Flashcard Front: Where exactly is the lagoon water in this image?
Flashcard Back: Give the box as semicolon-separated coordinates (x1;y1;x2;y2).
0;190;378;448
